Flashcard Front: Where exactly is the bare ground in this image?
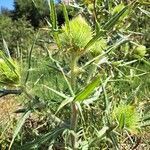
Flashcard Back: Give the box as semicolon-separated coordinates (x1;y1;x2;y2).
0;96;21;126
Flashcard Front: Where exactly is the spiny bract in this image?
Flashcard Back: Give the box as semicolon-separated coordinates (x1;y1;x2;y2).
90;39;107;56
60;15;106;56
60;15;92;54
112;104;140;133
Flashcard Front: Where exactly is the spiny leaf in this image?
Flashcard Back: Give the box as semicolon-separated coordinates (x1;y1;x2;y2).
103;6;128;30
84;6;128;50
50;0;57;30
2;38;11;58
43;84;69;99
49;0;62;49
62;3;70;33
84;31;104;51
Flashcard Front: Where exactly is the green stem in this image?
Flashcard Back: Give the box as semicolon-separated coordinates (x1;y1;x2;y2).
70;52;78;150
70;54;77;90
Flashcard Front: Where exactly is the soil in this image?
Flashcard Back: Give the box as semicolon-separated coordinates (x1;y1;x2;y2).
0;96;21;126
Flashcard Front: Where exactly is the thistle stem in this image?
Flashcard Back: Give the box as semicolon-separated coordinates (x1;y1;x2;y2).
70;52;78;150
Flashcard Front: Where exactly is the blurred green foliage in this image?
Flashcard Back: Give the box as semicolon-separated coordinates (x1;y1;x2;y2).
0;14;34;56
13;0;49;27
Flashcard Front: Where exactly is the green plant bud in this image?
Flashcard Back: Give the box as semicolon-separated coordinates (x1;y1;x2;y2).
111;61;122;66
68;66;85;76
74;66;85;75
59;15;92;55
90;39;107;56
134;45;146;57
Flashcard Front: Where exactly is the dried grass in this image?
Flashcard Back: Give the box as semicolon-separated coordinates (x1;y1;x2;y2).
0;96;21;126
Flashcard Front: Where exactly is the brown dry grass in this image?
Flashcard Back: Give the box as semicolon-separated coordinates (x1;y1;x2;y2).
0;96;21;126
0;96;22;149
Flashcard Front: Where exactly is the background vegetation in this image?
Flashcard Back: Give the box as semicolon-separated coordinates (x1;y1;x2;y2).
0;0;150;149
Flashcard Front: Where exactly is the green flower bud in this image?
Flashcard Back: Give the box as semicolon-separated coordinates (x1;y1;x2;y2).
60;15;92;55
134;45;146;58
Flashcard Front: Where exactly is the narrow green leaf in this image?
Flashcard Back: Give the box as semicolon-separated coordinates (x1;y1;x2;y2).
76;102;85;123
16;127;65;150
24;33;39;84
84;6;128;50
83;76;110;105
83;37;128;69
118;60;138;66
84;31;104;50
103;6;128;30
142;58;150;66
43;85;69;99
74;76;101;102
8;111;31;150
2;38;11;58
119;113;125;129
0;51;19;77
95;20;101;34
101;78;109;111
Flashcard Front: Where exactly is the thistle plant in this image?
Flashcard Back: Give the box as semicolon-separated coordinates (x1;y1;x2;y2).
59;14;108;149
1;0;150;149
0;55;20;86
112;104;140;133
59;15;92;149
